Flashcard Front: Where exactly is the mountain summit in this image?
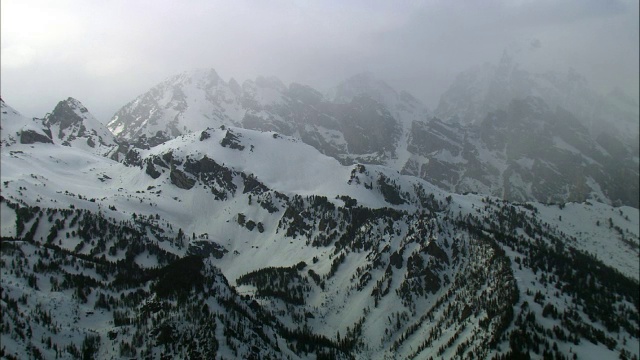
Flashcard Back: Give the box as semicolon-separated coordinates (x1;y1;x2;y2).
44;97;120;157
107;69;240;145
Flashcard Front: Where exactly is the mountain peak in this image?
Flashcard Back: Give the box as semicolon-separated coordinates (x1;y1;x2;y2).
228;77;242;96
43;97;119;156
161;68;224;92
64;97;89;111
45;97;95;130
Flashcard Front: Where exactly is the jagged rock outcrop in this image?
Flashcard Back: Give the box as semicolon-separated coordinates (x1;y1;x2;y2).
19;129;53;144
44;97;124;158
170;168;195;190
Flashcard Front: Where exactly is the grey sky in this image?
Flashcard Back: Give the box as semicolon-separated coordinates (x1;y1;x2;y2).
1;0;638;123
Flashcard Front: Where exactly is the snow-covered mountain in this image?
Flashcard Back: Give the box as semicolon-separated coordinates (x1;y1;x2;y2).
107;69;419;165
107;69;243;146
2;96;127;161
405;96;639;207
42;97;122;158
2;99;639;359
435;51;639;144
106;69;638;208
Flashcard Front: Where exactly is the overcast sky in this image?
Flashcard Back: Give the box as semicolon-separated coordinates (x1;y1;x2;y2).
2;0;638;123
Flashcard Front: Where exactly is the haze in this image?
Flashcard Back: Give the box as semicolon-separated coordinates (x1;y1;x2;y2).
1;0;638;123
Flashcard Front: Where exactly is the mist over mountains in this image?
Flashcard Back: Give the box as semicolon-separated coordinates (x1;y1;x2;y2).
104;61;639;208
1;57;639;359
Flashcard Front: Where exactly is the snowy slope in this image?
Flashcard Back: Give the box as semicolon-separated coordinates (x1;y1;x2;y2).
5;121;638;279
6;95;640;279
1;98;52;146
2;99;639;359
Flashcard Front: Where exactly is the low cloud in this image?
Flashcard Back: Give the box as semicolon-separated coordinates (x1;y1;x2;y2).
1;0;637;122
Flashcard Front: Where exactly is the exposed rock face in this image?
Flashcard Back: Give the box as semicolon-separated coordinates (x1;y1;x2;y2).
20;129;53;144
46;97;91;135
170;168;195;190
187;240;228;259
145;160;162;179
220;129;245;150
